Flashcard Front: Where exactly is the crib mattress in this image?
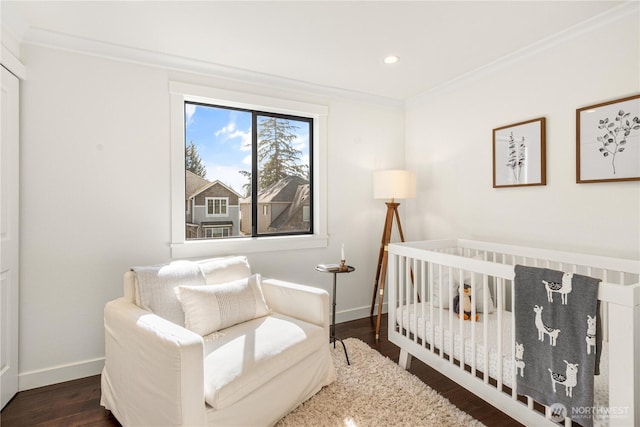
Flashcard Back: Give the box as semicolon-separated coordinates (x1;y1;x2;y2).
396;303;610;425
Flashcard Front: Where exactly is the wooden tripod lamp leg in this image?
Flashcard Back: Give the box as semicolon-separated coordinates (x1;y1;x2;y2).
370;238;387;317
371;202;399;340
375;248;389;340
394;207;406;242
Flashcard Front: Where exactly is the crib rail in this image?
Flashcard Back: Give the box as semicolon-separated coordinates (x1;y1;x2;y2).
387;239;640;427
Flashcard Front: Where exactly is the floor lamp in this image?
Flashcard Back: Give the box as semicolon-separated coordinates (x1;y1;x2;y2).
371;170;416;340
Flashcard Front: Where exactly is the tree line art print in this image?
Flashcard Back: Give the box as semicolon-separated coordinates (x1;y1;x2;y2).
578;94;640;183
493;117;546;188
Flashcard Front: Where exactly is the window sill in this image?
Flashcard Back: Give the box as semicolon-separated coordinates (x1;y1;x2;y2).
171;234;328;259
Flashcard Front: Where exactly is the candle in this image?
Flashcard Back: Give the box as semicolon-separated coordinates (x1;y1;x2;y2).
341;244;345;261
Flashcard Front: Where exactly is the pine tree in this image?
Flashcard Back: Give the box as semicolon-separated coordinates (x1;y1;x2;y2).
256;117;307;190
185;141;207;178
239;170;251;198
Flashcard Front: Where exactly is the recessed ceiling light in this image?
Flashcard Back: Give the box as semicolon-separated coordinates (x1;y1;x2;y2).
384;55;399;64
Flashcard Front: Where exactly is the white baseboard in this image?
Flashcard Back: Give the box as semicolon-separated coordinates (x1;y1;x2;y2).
334;302;387;324
16;306;383;391
18;357;105;392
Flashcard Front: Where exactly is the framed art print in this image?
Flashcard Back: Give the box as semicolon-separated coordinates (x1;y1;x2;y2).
577;94;640;183
493;117;546;188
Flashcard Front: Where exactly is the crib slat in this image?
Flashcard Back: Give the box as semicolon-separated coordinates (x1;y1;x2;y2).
408;258;414;342
511;277;517;400
429;263;436;353
483;273;489;384
421;259;426;350
408;257;416;345
458;269;465;370
426;260;433;349
399;255;405;337
448;266;454;365
470;270;477;377
437;263;444;354
496;277;504;392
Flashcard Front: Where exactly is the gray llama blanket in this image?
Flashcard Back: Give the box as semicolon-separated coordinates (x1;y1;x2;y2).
514;265;601;427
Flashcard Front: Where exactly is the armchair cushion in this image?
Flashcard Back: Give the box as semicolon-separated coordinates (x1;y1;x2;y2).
202;312;326;410
176;274;270;336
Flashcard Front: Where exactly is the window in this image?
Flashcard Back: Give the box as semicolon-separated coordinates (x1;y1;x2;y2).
186;103;312;238
206;197;228;216
204;225;230;238
170;82;328;257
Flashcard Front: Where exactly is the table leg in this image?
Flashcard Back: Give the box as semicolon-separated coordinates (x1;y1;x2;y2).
331;272;350;365
332;273;337;348
333;337;350;365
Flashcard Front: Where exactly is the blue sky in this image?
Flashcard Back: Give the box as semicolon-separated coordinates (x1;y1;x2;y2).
185;103;310;196
185;103;251;194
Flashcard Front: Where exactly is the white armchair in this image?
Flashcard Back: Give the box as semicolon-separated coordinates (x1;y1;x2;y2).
100;256;335;427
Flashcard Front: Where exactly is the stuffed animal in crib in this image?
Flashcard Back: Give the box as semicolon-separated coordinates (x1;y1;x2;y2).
453;284;479;321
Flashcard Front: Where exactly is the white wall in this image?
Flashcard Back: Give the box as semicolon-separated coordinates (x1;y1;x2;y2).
405;7;640;260
18;44;405;389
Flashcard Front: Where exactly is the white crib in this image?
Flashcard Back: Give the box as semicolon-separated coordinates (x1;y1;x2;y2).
387;239;640;427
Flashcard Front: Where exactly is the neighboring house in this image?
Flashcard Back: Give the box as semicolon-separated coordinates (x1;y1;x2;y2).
185;170;242;239
240;176;310;235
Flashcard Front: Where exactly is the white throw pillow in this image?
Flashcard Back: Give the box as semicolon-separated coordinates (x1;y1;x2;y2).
176;274;270;336
430;265;455;309
133;260;206;326
199;256;252;285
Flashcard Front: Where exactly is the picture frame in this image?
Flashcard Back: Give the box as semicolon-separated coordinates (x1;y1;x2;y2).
493;117;546;188
576;94;640;183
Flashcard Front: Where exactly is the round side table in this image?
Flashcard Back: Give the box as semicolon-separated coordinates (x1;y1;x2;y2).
315;264;354;365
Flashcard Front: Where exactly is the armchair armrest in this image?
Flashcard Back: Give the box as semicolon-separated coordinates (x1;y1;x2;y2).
102;298;206;427
261;279;330;336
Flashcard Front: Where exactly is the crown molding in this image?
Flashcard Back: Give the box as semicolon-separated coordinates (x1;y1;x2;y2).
1;45;26;79
407;1;640;108
20;27;405;111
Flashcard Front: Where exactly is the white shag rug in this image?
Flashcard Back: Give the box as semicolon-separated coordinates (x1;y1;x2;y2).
276;338;485;427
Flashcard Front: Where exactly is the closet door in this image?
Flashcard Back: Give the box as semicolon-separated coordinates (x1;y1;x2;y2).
1;64;20;409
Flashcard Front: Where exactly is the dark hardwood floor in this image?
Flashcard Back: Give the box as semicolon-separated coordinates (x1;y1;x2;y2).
1;315;522;426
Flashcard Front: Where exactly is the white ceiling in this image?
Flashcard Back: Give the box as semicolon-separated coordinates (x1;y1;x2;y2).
2;1;624;101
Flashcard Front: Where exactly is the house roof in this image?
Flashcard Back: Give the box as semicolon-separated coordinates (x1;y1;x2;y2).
269;183;310;231
240;175;309;204
185;170;212;199
185;170;242;200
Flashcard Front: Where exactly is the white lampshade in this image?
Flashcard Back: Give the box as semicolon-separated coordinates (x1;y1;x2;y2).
373;170;416;200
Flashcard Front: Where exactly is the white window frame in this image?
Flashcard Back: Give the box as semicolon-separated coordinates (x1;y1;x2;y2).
204;226;230;239
169;81;328;258
206;197;228;217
